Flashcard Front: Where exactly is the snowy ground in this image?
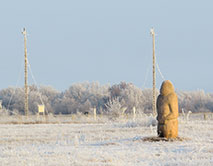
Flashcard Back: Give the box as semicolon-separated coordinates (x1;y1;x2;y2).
0;114;212;166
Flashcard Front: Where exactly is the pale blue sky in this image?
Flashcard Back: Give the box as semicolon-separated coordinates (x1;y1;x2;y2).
0;0;213;91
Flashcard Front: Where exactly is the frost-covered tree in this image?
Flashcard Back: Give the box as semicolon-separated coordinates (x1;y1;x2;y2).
53;82;110;114
0;87;25;114
0;85;59;115
105;97;126;120
0;82;212;115
178;90;213;112
108;82;153;114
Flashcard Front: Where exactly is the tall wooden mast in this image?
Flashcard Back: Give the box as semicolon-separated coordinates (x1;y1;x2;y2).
150;28;156;116
22;28;29;116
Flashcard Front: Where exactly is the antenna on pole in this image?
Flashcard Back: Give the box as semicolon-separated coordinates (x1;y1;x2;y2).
150;28;156;116
22;28;29;116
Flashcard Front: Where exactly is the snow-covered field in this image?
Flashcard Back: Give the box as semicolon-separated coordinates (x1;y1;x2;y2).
0;114;212;166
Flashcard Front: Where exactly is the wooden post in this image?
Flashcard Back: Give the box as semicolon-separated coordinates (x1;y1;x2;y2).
204;113;207;120
133;106;136;121
0;100;2;110
22;28;29;116
94;107;97;121
150;28;156;116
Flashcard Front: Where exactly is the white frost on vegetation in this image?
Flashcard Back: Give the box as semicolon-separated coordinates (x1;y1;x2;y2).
0;113;212;166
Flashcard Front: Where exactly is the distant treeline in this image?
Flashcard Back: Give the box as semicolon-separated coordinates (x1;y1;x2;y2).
0;82;212;115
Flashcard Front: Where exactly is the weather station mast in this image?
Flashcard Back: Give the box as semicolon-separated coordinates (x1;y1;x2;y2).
22;28;29;116
150;28;156;116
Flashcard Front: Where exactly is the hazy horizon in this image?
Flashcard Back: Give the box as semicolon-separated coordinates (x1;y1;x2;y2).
1;0;213;92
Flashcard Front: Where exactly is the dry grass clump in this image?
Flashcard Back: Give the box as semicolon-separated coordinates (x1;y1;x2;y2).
142;136;189;142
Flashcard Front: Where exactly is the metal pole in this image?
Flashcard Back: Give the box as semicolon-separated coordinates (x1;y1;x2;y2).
22;28;29;116
150;28;156;116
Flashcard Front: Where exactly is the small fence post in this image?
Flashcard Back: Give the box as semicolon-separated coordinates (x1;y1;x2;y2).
204;113;207;120
133;106;136;121
94;107;97;121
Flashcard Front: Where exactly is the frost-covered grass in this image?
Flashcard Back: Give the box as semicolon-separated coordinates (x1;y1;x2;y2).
0;113;212;165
